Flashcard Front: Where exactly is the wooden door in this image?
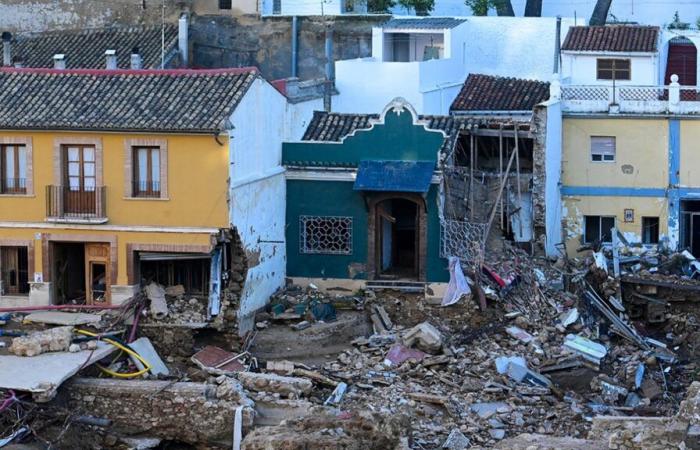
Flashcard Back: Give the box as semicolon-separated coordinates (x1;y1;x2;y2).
63;145;96;214
84;243;110;304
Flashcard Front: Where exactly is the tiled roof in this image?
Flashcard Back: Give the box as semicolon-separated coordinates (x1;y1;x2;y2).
301;111;468;154
450;74;550;112
0;68;258;132
383;18;466;30
12;25;179;69
561;25;659;53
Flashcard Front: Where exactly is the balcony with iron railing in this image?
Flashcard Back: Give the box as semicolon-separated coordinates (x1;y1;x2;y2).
46;185;107;223
556;75;700;115
0;178;27;195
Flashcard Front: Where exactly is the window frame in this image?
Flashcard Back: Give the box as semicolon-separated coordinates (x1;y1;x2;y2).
132;146;161;198
0;245;30;296
0;143;28;195
584;215;616;244
299;215;353;255
596;58;632;81
218;0;232;9
124;139;167;200
590;136;616;163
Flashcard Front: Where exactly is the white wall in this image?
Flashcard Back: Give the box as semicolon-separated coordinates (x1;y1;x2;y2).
562;53;659;85
286;97;324;140
229;78;287;334
261;0;367;15
543;99;562;257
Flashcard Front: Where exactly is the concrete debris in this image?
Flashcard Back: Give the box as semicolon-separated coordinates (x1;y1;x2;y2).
236;371;313;398
146;282;168;320
9;326;73;356
323;381;347;405
442;428;470;449
129;337;170;377
402;321;443;354
191;345;246;375
562;334;607;365
384;344;427;367
24;311;102;326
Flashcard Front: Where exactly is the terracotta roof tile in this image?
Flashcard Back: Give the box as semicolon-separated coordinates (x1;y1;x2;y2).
450;74;550;112
561;25;659;53
0;68;258;132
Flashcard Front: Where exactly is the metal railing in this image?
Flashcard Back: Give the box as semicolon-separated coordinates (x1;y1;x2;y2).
132;180;161;198
0;178;26;194
46;185;106;220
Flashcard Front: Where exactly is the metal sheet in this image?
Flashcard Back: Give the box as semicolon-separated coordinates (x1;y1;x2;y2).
353;160;434;193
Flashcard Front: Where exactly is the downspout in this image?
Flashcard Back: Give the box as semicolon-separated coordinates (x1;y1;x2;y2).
553;16;561;75
324;25;334;112
291;16;298;78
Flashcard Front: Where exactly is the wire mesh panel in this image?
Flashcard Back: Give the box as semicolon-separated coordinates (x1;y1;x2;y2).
618;86;668;101
300;216;353;255
440;219;486;263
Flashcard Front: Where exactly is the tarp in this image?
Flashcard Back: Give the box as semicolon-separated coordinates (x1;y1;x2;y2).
353;160;434;193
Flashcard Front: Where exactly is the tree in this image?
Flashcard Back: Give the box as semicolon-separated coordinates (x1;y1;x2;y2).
367;0;396;13
493;0;514;16
398;0;434;15
589;0;612;26
465;0;493;16
523;0;541;17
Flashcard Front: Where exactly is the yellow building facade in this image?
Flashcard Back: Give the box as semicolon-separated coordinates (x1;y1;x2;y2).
0;131;229;307
561;116;700;256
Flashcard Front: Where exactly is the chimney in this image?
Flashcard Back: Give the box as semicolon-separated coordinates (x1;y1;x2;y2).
53;54;65;70
2;32;11;66
105;49;117;70
178;13;189;68
130;46;142;69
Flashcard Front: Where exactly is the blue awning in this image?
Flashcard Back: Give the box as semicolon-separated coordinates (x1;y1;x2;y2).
353;160;435;193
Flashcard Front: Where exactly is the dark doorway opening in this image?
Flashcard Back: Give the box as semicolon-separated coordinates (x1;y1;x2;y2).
52;242;86;304
681;201;700;256
0;246;29;295
377;198;418;279
139;253;211;297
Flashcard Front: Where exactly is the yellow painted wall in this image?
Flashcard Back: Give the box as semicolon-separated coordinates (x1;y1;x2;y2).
562;196;668;255
679;121;700;187
562;118;668;188
0;131;229;228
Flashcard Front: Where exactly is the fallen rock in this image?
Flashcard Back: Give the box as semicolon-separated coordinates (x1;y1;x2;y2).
237;372;313;398
9;326;73;356
402;322;443;354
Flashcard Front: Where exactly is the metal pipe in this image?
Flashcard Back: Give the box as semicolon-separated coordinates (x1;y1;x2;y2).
0;304;122;313
324;25;334;112
553;16;561;74
291;16;298;78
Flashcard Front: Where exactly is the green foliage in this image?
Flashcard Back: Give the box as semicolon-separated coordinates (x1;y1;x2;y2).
668;11;690;30
366;0;396;13
465;0;494;16
398;0;435;15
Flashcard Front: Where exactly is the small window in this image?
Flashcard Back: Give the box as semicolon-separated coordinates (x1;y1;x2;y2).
597;58;631;81
1;144;27;194
132;146;161;198
218;0;232;9
0;246;29;295
585;215;615;243
300;216;353;255
591;136;616;162
642;217;660;244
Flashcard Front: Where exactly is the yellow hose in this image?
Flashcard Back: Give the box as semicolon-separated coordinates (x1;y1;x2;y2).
75;329;152;379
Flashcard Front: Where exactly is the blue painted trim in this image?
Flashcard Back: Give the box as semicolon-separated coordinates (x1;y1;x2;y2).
669;119;680;187
560;186;666;197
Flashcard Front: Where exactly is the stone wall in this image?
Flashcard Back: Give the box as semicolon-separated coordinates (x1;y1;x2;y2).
531;106;548;252
190;15;385;80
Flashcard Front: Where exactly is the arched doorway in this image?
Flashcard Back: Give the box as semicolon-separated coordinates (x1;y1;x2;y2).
367;194;427;281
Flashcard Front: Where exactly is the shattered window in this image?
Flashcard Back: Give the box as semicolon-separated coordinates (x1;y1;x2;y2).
300;216;353;255
584;215;615;243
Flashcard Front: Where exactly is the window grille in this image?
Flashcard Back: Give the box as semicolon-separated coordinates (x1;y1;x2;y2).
300;216;352;255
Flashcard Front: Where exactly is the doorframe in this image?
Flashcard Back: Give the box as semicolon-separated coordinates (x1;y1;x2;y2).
366;193;427;281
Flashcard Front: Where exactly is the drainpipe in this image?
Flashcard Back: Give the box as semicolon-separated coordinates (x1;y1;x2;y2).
553;16;561;75
178;13;189;68
324;25;334;112
2;32;11;67
291;16;298;78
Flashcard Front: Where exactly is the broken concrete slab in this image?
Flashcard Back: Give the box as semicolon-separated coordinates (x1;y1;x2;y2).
402;321;443;354
563;334;607;365
23;311;101;326
236;371;313;398
192;345;245;376
471;402;510;419
442;429;470;449
0;341;115;401
129;337;169;377
9;326;73;356
146;282;168;319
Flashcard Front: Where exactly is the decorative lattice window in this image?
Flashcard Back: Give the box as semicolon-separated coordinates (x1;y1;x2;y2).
300;216;353;255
